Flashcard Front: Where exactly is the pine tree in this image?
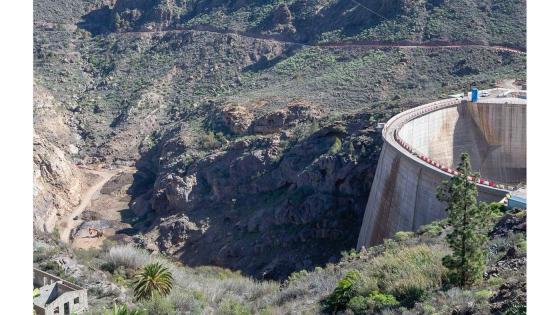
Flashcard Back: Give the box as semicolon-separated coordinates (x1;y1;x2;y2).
437;153;492;287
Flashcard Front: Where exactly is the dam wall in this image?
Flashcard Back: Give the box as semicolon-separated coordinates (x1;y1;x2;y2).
357;95;526;248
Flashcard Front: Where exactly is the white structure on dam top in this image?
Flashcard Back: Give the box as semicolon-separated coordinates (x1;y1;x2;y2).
357;89;526;248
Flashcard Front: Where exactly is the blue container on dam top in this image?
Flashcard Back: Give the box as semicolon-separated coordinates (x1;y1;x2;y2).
471;87;478;102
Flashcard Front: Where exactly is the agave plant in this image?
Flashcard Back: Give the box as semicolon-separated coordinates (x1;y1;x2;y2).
132;262;174;301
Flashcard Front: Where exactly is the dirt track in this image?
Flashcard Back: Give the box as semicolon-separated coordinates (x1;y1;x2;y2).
59;166;134;244
36;27;526;54
120;28;527;54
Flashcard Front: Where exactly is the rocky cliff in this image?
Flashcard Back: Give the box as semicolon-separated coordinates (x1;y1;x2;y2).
130;108;383;278
33;84;84;233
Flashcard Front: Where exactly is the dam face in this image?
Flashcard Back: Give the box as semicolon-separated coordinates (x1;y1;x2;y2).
357;93;526;248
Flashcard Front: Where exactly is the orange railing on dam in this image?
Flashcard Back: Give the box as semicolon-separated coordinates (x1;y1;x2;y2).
385;97;517;191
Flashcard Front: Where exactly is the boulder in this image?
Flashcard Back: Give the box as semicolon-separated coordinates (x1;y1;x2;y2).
156;214;207;252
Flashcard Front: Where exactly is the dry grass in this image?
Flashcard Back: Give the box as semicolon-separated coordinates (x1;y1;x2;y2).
366;244;448;297
105;244;280;313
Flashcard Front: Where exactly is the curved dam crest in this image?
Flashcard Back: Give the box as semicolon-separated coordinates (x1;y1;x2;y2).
357;91;526;248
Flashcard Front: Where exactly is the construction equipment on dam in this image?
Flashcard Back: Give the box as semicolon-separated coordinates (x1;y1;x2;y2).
357;86;526;249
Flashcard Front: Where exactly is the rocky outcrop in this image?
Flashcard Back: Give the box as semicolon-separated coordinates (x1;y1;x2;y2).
215;104;254;135
134;113;382;279
33;84;84;233
150;214;209;254
33;135;83;233
152;174;197;214
252;101;322;134
112;0;180;32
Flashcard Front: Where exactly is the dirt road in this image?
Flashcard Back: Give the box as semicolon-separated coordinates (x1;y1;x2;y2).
59;166;133;244
36;27;526;54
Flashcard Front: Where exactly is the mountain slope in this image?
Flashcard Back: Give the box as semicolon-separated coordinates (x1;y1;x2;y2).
70;0;526;48
33;0;526;279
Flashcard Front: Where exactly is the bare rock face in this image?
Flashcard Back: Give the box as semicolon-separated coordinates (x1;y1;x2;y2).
152;214;209;254
131;194;152;217
140;113;381;279
216;104;254;135
33;84;84;233
252;101;322;134
33;134;83;233
152;174;197;214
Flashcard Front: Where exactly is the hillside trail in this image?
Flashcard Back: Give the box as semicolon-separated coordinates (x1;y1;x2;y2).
122;28;527;54
36;27;526;54
59;165;134;244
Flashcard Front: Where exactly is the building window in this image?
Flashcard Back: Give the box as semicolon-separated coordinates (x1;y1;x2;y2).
74;297;79;304
53;306;59;314
64;302;70;314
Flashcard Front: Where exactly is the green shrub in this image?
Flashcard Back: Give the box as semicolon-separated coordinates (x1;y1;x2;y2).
140;296;175;315
395;286;428;308
217;297;251;315
347;295;369;314
287;269;309;284
75;248;102;266
394;231;415;242
368;291;400;311
514;234;527;254
487;276;505;287
365;244;447;308
52;228;60;241
328;137;342;155
33;246;58;263
198;131;226;150
103;304;147;315
323;270;361;312
168;288;206;314
418;221;444;237
347;291;400;314
474;289;493;300
354;274;379;297
341;248;359;260
504;302;527;315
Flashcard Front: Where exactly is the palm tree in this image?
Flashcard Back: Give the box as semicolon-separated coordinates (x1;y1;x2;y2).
132;262;173;301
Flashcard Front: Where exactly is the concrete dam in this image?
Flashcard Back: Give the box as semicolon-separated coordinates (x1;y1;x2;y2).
357;90;527;248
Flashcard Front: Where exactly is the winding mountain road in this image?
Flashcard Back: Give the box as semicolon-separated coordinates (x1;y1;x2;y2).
36;27;526;54
119;28;527;54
